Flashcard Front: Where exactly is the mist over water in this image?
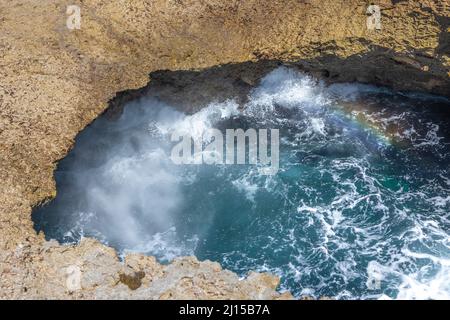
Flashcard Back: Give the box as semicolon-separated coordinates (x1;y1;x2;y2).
33;67;450;299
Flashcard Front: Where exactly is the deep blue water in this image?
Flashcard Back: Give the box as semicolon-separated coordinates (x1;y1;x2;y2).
33;67;450;299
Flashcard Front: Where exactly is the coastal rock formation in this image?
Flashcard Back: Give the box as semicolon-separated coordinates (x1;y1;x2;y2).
0;0;448;299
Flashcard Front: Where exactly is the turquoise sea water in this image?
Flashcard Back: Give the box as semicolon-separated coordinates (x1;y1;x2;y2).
33;67;450;299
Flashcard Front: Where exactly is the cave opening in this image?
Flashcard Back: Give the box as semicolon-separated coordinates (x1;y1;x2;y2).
32;61;450;299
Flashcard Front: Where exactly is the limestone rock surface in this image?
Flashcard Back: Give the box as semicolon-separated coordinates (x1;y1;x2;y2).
0;0;448;299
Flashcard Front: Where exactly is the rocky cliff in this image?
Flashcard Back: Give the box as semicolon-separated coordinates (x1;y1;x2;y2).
0;0;448;299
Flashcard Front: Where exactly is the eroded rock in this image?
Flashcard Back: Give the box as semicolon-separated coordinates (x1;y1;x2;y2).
0;0;448;299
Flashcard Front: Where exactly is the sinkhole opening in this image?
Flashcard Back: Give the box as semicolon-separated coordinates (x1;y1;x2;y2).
32;62;450;299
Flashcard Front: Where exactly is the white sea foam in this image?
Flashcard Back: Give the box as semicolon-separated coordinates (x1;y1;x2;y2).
245;67;329;115
155;100;240;140
232;174;259;202
123;227;199;262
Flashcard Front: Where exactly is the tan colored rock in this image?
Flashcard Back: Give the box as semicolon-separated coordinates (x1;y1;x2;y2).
0;0;448;299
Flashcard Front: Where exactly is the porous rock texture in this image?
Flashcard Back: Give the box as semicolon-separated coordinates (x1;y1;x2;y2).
0;0;449;299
